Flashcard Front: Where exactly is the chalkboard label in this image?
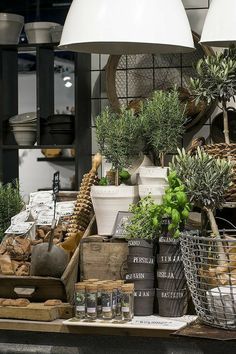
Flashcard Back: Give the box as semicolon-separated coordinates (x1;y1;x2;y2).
112;211;133;239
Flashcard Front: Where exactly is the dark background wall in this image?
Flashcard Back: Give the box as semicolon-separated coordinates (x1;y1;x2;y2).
0;0;71;24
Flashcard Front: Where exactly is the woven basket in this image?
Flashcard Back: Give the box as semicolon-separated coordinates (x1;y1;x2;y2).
204;143;236;202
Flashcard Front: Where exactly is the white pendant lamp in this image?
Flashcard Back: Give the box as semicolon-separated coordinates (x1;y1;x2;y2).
59;0;194;54
201;0;236;47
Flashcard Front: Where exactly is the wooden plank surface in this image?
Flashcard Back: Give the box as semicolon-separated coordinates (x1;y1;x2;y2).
0;303;73;322
0;318;175;337
174;320;236;341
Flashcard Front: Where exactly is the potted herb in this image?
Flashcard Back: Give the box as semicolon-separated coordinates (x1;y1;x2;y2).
125;195;162;316
156;172;190;317
170;148;232;264
190;47;236;145
91;106;142;236
171;149;235;327
0;181;24;241
138;88;186;202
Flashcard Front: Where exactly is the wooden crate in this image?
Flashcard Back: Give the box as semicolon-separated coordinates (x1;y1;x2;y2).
0;217;96;304
80;237;128;280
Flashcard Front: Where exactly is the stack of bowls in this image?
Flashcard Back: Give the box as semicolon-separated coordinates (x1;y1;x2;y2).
0;13;24;44
47;114;75;145
9;112;37;146
25;22;61;43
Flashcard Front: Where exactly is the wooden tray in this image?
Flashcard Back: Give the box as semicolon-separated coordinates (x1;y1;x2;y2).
0;302;73;322
0;217;96;304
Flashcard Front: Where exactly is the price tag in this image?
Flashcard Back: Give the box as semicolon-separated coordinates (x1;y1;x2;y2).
52;171;60;198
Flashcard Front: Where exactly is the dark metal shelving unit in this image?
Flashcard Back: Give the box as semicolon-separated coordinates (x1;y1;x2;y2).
37;157;75;162
0;44;91;189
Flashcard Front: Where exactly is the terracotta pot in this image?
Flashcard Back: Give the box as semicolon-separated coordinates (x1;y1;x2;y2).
91;185;139;236
138;184;167;204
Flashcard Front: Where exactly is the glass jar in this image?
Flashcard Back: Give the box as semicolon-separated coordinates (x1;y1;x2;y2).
111;283;118;317
96;282;104;318
121;283;134;321
85;283;98;320
75;282;86;319
115;281;124;318
101;283;114;320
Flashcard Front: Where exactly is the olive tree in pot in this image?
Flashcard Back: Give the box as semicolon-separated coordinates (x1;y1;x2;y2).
138;88;186;203
170;148;234;325
125;195;162;315
91;107;142;236
190;47;236;145
170;148;233;265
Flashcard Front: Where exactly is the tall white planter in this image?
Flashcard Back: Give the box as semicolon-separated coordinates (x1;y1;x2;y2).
91;185;139;236
139;166;168;185
138;166;168;201
129;155;154;185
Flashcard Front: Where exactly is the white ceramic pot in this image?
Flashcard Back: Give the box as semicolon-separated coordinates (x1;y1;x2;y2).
25;22;60;43
0;13;24;44
91;185;139;236
129;154;154;185
138;185;167;204
13;130;36;146
139;166;168;186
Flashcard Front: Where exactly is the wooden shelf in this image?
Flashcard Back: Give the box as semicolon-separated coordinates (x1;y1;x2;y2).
37;157;75;162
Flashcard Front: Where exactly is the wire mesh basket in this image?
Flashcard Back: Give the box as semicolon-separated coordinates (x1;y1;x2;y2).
181;230;236;330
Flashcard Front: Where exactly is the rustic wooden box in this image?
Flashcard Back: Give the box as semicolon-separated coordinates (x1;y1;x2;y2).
80;237;128;280
0;217;96;304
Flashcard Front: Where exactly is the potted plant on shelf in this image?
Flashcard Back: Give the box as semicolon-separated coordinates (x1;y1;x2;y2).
190;47;236;202
171;148;235;328
91;106;142;236
190;47;236;145
138;88;186;202
155;172;191;317
170;147;232;265
125;195;162;316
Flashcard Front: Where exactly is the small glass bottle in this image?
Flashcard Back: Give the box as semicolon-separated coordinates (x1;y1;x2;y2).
111;282;118;318
121;283;134;321
96;282;103;318
101;283;114;320
75;282;86;319
85;283;98;320
115;281;123;318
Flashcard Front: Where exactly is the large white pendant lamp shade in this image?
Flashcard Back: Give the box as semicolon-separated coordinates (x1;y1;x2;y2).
201;0;236;47
59;0;194;54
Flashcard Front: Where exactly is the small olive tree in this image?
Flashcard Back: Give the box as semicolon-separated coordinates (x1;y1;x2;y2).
95;106;142;185
190;47;236;144
170;148;233;264
140;88;186;167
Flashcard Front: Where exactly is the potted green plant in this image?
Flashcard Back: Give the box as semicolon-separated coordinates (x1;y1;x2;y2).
138;88;186;202
0;181;24;242
125;195;162;315
91;106;142;236
155;172;190;317
170;147;232;264
171;148;235;328
190;47;236;145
